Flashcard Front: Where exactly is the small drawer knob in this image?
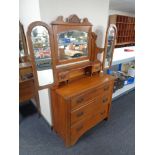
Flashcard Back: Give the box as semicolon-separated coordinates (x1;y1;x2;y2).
76;125;83;132
76;111;84;117
104;85;109;91
76;98;84;104
100;110;106;115
103;97;108;103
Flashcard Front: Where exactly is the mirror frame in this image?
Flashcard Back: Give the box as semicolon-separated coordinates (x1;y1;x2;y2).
27;21;56;90
103;24;117;70
51;15;92;66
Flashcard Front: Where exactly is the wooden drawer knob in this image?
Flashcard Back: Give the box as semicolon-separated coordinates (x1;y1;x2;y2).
100;110;106;115
76;125;83;132
76;98;84;104
76;111;84;117
103;97;108;103
103;85;109;91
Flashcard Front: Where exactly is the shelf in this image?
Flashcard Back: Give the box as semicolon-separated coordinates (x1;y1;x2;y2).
109;15;135;46
112;83;135;99
112;46;135;66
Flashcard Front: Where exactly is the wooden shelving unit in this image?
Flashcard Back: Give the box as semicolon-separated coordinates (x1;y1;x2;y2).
109;15;135;47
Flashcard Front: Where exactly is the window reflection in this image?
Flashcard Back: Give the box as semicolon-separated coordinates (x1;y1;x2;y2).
57;30;88;60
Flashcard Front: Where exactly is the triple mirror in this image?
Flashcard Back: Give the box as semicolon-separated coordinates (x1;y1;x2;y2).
27;22;54;88
103;24;117;69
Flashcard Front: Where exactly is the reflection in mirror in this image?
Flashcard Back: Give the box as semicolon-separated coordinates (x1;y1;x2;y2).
19;21;28;62
104;26;116;68
57;30;88;61
19;32;24;57
31;26;51;71
31;25;53;86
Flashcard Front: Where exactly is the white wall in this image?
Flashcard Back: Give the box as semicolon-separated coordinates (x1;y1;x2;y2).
109;10;135;17
19;0;41;32
39;0;110;47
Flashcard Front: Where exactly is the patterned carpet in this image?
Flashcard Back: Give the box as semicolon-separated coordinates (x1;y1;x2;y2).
19;90;135;155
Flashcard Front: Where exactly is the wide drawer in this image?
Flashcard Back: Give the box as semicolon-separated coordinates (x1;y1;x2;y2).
71;95;110;125
71;103;109;144
71;82;112;110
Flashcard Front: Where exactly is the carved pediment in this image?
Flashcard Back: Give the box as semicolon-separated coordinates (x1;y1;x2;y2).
52;14;92;26
66;14;81;23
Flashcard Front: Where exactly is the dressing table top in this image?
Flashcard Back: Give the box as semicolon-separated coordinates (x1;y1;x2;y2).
56;74;115;99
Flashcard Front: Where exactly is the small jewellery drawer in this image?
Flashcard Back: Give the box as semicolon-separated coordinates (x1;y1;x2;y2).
58;71;69;82
71;83;112;110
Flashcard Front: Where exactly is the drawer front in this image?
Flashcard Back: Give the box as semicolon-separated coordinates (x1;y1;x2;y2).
71;83;112;110
71;104;109;144
71;95;110;125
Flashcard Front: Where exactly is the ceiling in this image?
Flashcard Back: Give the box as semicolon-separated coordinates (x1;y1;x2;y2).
109;0;135;13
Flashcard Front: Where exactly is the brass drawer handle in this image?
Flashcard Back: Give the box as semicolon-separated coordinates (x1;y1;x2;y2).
103;97;108;103
104;85;109;91
76;125;83;132
76;111;84;117
76;98;84;104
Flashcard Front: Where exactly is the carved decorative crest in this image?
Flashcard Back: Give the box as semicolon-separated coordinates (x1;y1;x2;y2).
51;14;92;26
66;14;81;23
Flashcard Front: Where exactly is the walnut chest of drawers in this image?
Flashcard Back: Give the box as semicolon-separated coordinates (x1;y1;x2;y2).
51;74;115;147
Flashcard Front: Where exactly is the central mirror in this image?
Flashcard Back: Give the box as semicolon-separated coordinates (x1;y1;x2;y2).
51;15;92;65
57;30;88;60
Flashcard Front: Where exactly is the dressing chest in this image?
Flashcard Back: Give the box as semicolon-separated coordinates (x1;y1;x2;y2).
26;14;117;147
50;15;117;146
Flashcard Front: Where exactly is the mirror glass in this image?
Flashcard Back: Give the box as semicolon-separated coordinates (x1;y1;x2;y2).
104;26;115;68
31;26;53;86
19;22;28;62
19;31;25;57
57;30;88;61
